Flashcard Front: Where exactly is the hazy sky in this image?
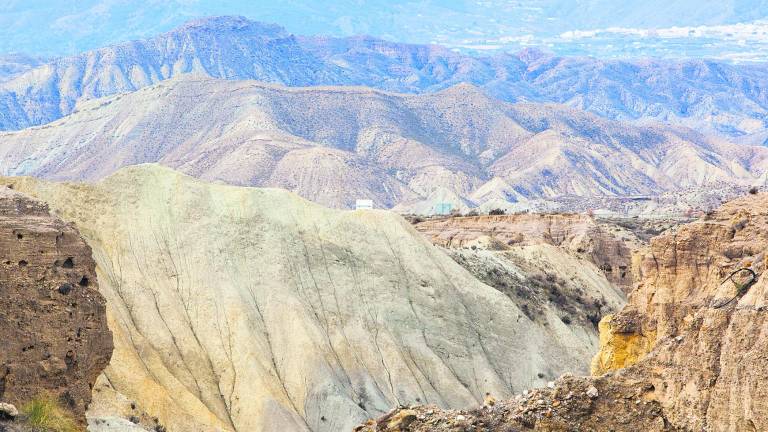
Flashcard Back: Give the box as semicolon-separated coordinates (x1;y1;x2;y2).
3;0;768;60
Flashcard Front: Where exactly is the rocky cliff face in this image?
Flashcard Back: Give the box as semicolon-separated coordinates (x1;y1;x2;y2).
0;187;113;424
591;192;768;430
358;192;768;431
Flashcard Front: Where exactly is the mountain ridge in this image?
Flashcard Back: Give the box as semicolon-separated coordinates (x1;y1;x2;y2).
2;16;768;142
2;77;766;209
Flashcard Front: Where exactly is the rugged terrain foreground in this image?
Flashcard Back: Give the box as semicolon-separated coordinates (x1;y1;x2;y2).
3;165;630;432
358;192;768;431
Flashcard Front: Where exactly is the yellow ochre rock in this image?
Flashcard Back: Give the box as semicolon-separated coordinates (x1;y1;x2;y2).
591;313;656;376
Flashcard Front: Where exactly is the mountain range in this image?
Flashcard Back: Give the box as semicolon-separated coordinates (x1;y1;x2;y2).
2;16;768;144
2;77;766;209
6;1;767;58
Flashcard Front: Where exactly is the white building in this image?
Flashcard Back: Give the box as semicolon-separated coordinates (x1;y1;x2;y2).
355;199;374;210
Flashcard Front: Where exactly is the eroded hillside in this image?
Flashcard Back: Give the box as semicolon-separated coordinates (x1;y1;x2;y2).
357;192;768;431
414;213;636;293
409;213;631;381
1;78;766;210
2;165;627;432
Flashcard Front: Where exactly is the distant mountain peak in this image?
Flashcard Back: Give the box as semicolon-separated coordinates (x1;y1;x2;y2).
516;47;554;64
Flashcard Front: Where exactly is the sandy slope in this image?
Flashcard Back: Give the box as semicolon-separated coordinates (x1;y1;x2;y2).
3;164;618;432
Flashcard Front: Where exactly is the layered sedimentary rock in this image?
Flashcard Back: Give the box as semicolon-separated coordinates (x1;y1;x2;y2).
359;192;768;431
0;187;113;424
4;164;619;432
414;214;635;293
591;193;768;430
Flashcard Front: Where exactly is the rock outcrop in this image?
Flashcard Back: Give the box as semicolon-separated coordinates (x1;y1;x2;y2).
0;187;113;424
590;192;768;430
358;192;768;431
414;213;635;293
354;374;672;432
3;165;624;432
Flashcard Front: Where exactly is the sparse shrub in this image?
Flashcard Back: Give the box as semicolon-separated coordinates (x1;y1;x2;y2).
22;394;80;432
732;218;748;231
464;209;479;217
749;186;759;195
529;273;547;289
515;286;532;300
547;285;566;306
560;315;572;325
488;208;506;215
520;303;533;319
644;227;662;236
587;313;601;328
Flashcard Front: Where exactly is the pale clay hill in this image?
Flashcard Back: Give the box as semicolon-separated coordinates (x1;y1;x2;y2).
411;213;634;338
2;164;625;432
2;77;767;210
3;16;768;144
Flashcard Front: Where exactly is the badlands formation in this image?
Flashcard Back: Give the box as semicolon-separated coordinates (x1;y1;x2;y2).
411;213;631;350
4;165;626;432
413;213;636;293
358;193;768;431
